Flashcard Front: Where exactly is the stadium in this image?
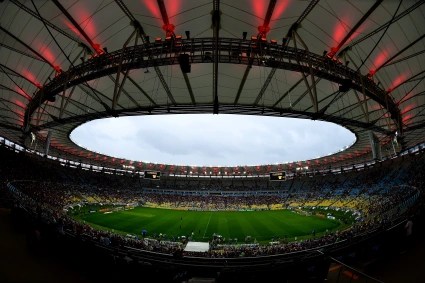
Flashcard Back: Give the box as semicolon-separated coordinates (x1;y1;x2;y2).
0;1;425;282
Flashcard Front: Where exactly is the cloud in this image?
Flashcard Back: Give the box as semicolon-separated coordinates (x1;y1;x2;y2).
70;114;355;166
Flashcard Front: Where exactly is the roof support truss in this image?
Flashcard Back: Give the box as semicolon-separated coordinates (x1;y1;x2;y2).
23;38;403;136
234;0;277;105
112;29;138;110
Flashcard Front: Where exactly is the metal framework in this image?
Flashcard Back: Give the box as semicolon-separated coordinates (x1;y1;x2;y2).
24;38;402;136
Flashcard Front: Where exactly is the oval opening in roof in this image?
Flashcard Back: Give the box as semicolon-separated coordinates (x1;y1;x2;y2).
70;114;356;166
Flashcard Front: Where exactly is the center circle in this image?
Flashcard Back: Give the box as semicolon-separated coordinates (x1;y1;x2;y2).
70;114;356;166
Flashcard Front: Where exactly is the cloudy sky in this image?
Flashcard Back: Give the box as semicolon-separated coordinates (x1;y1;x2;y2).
70;114;355;166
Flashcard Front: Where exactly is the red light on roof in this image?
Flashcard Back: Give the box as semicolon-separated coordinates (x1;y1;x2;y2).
64;20;80;37
388;73;407;93
327;49;337;59
74;6;96;38
258;25;270;35
38;44;59;68
162;23;175;33
402;114;414;124
399;91;416;104
333;21;347;44
15;87;31;100
92;43;104;55
14;109;24;117
142;0;161;18
63;5;97;39
22;69;40;87
252;1;266;26
272;0;291;21
373;50;389;69
54;65;62;73
13;99;26;109
401;104;415;115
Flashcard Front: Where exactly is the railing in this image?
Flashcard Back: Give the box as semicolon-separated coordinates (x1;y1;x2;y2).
328;257;385;283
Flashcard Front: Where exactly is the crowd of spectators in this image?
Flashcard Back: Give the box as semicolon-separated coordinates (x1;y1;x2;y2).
1;143;424;259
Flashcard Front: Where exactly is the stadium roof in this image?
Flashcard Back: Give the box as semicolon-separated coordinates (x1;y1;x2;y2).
1;0;424;175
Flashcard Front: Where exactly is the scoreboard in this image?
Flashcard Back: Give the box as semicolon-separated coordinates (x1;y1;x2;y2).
269;171;286;181
144;171;161;180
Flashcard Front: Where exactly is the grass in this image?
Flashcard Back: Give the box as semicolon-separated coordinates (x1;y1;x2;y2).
73;206;342;244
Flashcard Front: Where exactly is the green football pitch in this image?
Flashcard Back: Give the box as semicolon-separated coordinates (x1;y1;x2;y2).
75;206;342;243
